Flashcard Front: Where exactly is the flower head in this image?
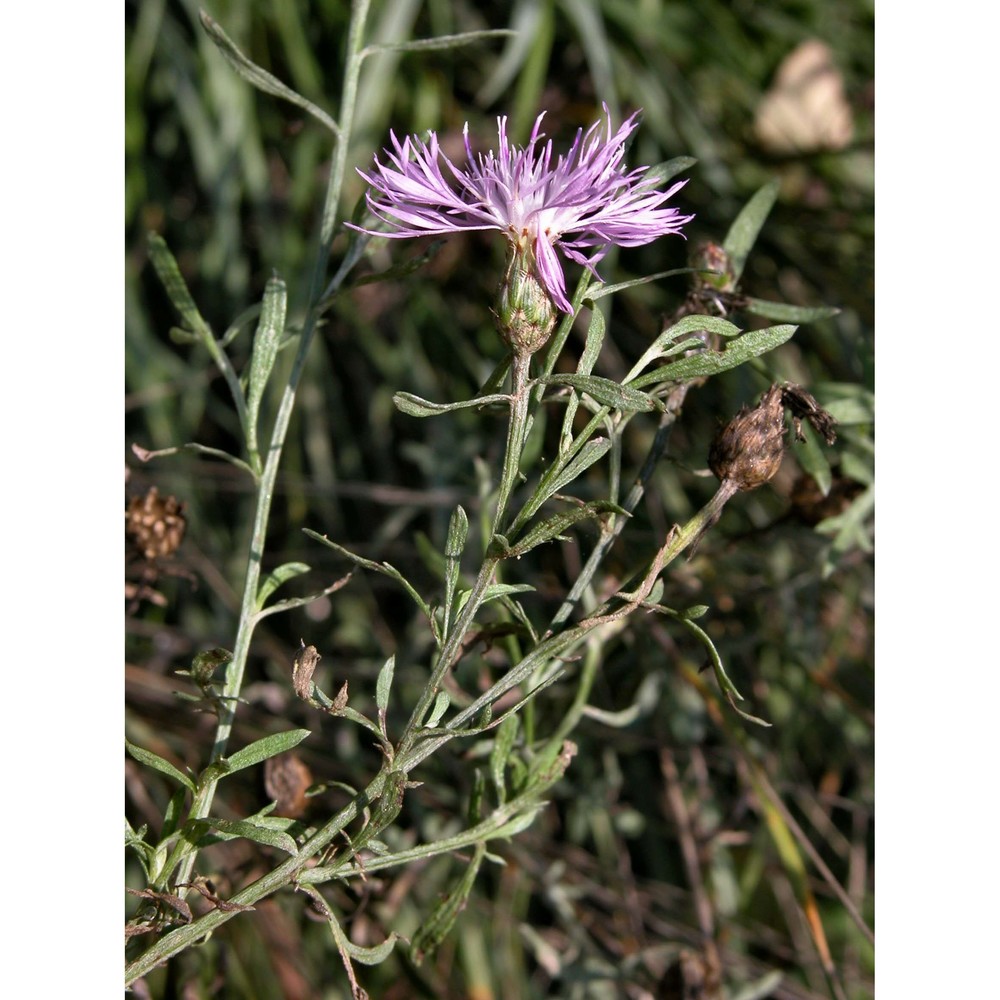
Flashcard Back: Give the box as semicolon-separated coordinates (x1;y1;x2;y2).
348;105;694;314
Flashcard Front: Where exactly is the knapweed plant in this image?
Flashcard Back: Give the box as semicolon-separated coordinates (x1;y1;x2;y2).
126;6;866;996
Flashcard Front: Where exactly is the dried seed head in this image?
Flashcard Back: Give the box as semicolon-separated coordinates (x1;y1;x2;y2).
494;237;557;357
125;487;186;561
292;642;322;700
709;384;787;491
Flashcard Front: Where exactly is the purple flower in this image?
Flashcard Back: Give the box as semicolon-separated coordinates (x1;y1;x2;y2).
348;105;694;313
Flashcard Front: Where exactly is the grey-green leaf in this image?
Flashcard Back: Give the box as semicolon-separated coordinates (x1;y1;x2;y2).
147;234;211;340
586;267;696;302
190;816;298;855
631;324;797;389
743;298;840;323
723;180;780;284
411;844;486;964
126;739;196;793
256;561;310;611
539;374;662;413
509;502;626;557
364;29;515;55
199;11;340;136
490;715;519;806
246;277;287;428
519;437;612;525
376;655;395;714
224;729;311;773
393;391;510;418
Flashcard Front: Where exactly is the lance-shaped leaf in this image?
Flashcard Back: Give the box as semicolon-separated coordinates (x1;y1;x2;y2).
364;29;515;56
743;298;840;323
724;179;780;284
518;437;611;525
585;266;697;302
626;314;742;381
376;655;395;736
256;562;310;611
660;608;770;727
223;729;311;774
631;324;797;389
246;277;287;436
443;506;469;637
146;234;212;341
503;502;626;558
352;240;444;286
558;306;606;448
490;715;520;806
538;373;662;413
392;390;510;418
126;739;196;793
304;531;433;622
200;10;340;136
187;816;298;855
411;843;487;965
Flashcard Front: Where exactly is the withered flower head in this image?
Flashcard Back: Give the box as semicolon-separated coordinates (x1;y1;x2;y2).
126;487;186;561
709;382;838;493
709;384;787;491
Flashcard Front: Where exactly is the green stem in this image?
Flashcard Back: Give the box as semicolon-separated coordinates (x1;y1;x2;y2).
161;0;372;896
126;769;387;986
397;352;535;753
493;352;532;535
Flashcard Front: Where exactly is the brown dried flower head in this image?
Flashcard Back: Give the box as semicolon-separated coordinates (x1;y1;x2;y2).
709;384;787;491
709;383;838;493
126;487;186;561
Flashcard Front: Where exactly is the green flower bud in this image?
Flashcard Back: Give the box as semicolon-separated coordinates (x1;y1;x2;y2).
690;241;736;293
494;237;557;357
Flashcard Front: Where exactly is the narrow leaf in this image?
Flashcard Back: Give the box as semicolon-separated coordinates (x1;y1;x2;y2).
508;502;626;558
586;267;696;302
490;715;520;806
304;532;434;621
364;29;515;55
224;729;311;773
627;314;742;382
189;816;298;855
352;240;444;285
342;932;402;966
393;390;510;418
519;437;611;524
256;561;310;611
744;298;840;323
126;739;196;793
539;373;662;413
200;11;340;136
425;691;450;728
147;234;211;339
376;655;395;714
411;843;487;964
443;506;469;636
723;180;780;284
246;277;287;427
631;324;797;389
644;156;699;186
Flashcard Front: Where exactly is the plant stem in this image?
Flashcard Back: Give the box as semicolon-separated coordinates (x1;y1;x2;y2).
493;352;532;534
162;0;372;895
126;768;387;986
397;350;536;752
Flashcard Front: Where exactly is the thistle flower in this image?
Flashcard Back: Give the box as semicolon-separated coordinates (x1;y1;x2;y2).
348;105;694;317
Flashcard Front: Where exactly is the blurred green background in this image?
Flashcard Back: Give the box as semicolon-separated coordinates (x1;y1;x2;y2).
126;1;873;997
